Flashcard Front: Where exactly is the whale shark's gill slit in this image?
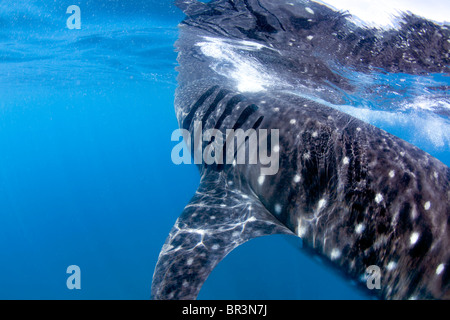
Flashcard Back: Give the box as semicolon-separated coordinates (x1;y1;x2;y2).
232;104;259;130
233;115;264;159
231;104;260;162
183;85;219;131
205;93;245;171
214;94;247;131
252;116;264;131
201;89;231;129
215;104;260;171
201;89;231;171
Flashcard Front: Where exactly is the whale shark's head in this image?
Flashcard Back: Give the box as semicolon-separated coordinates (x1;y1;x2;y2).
175;0;449;98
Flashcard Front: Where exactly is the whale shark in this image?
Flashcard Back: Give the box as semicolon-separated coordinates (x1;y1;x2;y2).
152;0;450;300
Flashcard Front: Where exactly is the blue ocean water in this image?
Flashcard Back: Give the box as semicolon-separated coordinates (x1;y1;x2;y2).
0;0;448;300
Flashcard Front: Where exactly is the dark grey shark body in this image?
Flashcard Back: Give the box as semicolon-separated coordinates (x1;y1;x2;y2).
152;0;450;300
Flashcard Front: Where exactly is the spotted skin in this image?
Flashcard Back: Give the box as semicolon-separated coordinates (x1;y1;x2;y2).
151;0;450;300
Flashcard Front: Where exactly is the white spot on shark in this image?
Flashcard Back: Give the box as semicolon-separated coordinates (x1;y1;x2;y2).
305;7;315;15
343;157;350;165
387;261;397;271
375;193;383;204
293;175;301;183
317;199;327;211
290;119;297;124
258;175;265;185
331;249;341;260
275;204;282;214
355;223;366;234
436;264;445;275
296;218;307;237
410;206;418;220
424;201;431;211
389;170;395;178
410;232;420;246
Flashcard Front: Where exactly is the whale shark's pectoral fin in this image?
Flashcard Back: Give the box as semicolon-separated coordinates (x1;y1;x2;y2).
151;178;292;300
